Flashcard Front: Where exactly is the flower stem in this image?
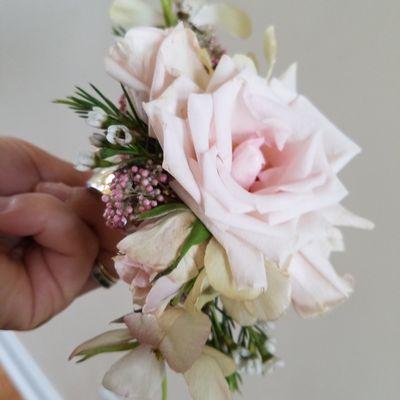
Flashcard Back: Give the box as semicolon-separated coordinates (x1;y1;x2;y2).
160;0;177;27
161;376;168;400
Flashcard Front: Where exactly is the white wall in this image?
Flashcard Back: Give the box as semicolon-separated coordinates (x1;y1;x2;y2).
0;0;399;399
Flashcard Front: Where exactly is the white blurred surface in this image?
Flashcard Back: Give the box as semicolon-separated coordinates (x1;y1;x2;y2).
0;0;399;399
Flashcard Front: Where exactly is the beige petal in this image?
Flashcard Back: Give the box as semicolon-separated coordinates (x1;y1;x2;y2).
185;269;218;312
109;0;163;30
184;352;232;400
160;309;211;372
191;3;252;38
69;329;132;360
117;210;196;272
103;345;165;400
221;296;257;326
232;54;258;73
249;261;291;321
204;238;262;301
124;313;165;347
222;261;291;325
202;346;236;377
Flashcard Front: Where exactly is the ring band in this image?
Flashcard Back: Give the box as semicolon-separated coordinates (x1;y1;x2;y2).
92;263;118;288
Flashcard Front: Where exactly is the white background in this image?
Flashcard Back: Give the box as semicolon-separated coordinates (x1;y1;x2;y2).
0;0;399;399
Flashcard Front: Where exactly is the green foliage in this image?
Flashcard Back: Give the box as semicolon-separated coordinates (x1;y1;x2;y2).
137;203;189;221
54;84;146;133
158;218;211;279
75;341;139;363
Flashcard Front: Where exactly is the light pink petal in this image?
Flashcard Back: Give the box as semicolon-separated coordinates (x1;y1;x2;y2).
160;111;202;202
290;246;353;318
172;182;267;290
143;277;181;314
321;205;375;230
188;93;213;157
231;138;265;189
150;23;209;99
206;54;238;92
291;95;361;172
212;79;243;171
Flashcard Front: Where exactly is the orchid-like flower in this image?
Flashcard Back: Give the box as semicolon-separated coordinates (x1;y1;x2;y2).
87;106;108;128
109;0;252;38
106;125;133;146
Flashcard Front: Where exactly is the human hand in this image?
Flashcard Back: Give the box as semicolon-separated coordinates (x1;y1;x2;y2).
0;138;122;330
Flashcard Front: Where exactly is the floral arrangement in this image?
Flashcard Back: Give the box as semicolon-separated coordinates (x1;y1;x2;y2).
58;1;373;399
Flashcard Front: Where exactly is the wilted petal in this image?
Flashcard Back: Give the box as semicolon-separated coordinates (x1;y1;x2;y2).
159;309;211;372
185;269;218;312
191;3;252;38
69;329;132;360
103;345;165;400
109;0;163;29
143;243;205;313
117;210;196;272
184;351;232;400
124;313;165;347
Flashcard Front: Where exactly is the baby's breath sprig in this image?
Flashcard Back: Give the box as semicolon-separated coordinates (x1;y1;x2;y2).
204;299;279;392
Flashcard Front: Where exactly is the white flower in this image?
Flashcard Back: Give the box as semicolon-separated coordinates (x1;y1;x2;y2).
87;106;108;128
106;125;133;146
89;132;106;147
262;357;285;375
75;151;95;171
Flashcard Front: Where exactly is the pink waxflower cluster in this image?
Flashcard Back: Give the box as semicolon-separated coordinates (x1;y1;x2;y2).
101;161;174;228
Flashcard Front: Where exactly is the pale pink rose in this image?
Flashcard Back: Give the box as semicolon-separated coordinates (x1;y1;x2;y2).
144;55;373;315
105;23;209;118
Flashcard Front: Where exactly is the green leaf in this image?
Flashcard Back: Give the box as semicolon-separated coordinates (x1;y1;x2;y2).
76;342;139;363
160;0;177;27
158;218;211;278
180;218;211;256
137;202;188;221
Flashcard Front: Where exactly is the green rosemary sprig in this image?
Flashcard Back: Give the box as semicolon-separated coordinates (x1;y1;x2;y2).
54;84;145;133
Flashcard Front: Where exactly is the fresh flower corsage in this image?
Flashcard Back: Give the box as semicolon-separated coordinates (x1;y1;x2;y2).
58;1;373;399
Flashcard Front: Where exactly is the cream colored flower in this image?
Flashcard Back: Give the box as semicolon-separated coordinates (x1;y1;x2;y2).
124;307;211;372
109;0;252;38
184;345;236;400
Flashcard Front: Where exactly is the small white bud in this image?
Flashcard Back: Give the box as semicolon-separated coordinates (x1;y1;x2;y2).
75;151;95;171
87;107;108;128
89;132;106;147
106;125;133;146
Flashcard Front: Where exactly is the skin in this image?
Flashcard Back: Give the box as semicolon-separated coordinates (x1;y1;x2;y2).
0;138;123;330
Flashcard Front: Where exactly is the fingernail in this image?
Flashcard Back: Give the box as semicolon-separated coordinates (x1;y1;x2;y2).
35;182;73;202
0;197;11;212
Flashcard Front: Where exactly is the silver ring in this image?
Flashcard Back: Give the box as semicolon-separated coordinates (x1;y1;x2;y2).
92;263;118;288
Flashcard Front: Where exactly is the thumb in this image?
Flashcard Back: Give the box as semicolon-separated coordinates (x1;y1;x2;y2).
35;182;123;278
